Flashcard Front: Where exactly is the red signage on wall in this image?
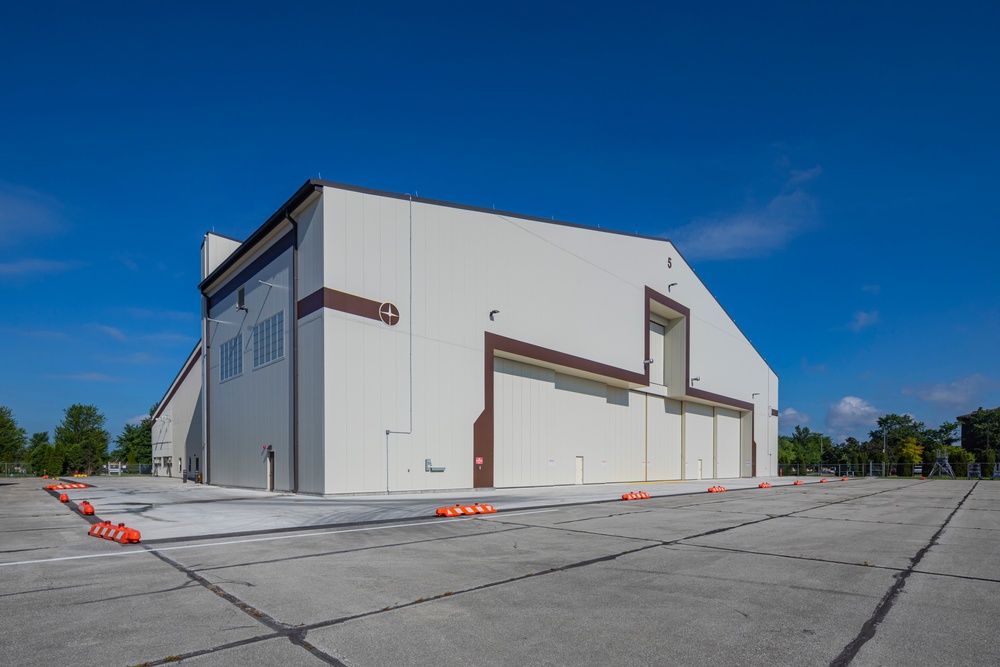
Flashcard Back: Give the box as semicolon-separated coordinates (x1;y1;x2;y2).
475;457;484;465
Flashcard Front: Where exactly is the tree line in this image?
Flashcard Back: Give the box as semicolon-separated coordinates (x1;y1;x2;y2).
0;404;155;476
779;408;1000;475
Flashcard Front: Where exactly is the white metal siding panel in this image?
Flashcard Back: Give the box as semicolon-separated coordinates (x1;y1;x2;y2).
297;311;324;494
493;363;647;488
646;395;682;480
324;313;348;493
295;199;324;299
494;358;553;488
207;244;293;490
648;322;665;386
684;403;715;480
716;408;741;478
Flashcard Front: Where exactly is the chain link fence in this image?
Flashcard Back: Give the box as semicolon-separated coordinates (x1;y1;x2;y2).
779;461;1000;479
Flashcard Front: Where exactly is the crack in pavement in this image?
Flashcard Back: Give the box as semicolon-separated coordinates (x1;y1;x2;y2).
829;481;978;667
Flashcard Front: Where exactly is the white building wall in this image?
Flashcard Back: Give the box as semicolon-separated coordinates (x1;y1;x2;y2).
684;403;715;480
645;395;682;481
716;408;741;478
195;182;776;494
151;407;172;475
313;186;775;493
151;347;202;479
206;231;294;490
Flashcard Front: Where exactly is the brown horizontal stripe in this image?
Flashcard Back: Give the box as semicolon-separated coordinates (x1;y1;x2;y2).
297;287;384;322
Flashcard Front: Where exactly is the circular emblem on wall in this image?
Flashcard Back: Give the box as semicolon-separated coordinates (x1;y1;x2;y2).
379;302;400;326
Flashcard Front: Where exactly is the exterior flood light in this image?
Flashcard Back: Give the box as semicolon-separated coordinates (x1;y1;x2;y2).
489;309;500;321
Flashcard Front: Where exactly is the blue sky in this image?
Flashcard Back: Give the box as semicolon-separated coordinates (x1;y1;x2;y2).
2;2;997;443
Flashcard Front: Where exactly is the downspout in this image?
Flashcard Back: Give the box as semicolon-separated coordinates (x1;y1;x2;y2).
285;210;300;494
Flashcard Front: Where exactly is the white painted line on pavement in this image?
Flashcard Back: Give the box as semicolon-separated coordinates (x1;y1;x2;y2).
0;508;559;568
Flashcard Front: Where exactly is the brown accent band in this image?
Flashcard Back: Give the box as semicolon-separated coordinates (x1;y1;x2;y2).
688;387;754;412
298;287;387;323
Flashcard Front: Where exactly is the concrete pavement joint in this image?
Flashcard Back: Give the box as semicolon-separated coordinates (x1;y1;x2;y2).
829;481;978;667
192;524;529;574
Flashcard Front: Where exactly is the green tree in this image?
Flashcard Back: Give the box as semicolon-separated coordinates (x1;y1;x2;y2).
112;406;154;466
54;404;109;475
27;432;50;474
943;445;974;477
870;414;925;461
896;437;924;476
0;406;27;462
965;408;1000;458
45;445;65;476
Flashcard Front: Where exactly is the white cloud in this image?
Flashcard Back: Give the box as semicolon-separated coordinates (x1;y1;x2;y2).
779;407;811;431
786;165;823;187
847;310;879;332
902;374;999;408
0;182;63;247
97;324;127;341
126;414;148;425
827;396;881;436
47;373;119;383
141;332;197;344
667;189;819;260
801;358;828;374
0;258;80;276
127;307;197;321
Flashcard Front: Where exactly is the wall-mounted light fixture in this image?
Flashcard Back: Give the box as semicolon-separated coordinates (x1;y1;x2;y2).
643;358;655;365
668;282;678;292
425;458;446;473
205;318;229;324
690;376;701;385
752;392;760;398
489;309;500;321
259;280;280;288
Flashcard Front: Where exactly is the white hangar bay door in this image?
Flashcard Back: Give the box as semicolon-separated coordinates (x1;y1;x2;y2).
716;408;741;478
645;395;683;481
493;358;645;487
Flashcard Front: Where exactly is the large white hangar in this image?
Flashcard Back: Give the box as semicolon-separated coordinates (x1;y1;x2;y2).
163;179;778;494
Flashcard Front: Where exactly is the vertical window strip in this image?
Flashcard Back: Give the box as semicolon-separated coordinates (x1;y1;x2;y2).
253;311;285;369
220;333;243;382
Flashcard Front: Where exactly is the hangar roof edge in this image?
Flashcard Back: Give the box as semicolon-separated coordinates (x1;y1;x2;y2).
199;179;675;293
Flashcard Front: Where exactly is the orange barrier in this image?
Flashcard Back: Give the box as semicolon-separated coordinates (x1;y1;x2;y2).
59;493;69;503
435;503;497;517
842;477;849;481
79;501;95;516
820;478;828;483
87;521;140;543
621;491;652;501
45;483;89;490
708;486;727;493
793;480;804;485
758;482;772;488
